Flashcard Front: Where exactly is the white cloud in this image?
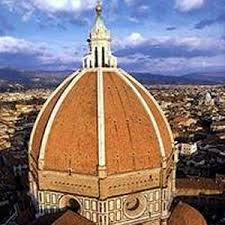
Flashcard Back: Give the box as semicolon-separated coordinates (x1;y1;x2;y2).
172;37;225;51
0;35;224;73
0;36;46;54
33;0;95;13
115;34;225;74
0;36;80;69
119;54;225;74
126;32;146;45
146;55;225;74
116;34;225;53
175;0;204;12
116;32;146;47
1;0;96;20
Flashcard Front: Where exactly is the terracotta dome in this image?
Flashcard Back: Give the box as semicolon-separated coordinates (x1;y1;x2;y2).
28;2;176;203
28;3;208;224
30;69;173;176
169;202;208;225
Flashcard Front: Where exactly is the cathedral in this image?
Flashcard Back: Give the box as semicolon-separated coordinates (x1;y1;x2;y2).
29;2;207;225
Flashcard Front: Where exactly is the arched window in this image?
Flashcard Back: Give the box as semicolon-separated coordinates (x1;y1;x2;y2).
102;47;105;67
95;47;98;67
67;199;81;213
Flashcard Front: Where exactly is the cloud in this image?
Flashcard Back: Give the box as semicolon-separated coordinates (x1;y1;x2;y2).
175;0;204;12
0;36;80;70
0;0;96;27
0;36;45;54
0;34;224;74
116;33;225;58
123;32;146;46
115;33;225;74
123;0;150;22
119;54;225;74
194;13;225;29
1;0;96;14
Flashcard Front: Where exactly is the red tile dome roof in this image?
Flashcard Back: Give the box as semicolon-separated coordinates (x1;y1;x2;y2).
29;69;174;176
169;202;208;225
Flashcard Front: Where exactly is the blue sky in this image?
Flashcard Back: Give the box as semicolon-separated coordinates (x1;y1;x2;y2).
0;0;224;75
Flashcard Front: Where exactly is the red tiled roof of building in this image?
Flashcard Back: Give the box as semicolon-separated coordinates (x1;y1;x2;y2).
31;211;95;225
176;177;224;191
169;202;208;225
52;211;95;225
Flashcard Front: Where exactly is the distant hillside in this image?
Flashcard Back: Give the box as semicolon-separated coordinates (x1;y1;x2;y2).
182;72;225;84
27;70;73;78
0;68;224;92
133;72;225;85
0;68;73;91
0;68;30;83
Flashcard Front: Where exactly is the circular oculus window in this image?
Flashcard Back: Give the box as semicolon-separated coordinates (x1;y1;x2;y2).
124;195;147;219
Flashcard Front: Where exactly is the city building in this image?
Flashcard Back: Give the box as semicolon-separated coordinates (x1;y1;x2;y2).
178;143;198;156
211;120;225;133
204;92;214;106
28;2;207;225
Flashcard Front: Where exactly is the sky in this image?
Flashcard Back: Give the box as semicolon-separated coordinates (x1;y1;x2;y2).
0;0;224;75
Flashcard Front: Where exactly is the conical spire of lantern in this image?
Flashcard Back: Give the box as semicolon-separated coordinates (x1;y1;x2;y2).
92;0;107;33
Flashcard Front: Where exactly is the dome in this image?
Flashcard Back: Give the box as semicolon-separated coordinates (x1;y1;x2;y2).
30;69;173;176
169;202;207;225
29;2;177;222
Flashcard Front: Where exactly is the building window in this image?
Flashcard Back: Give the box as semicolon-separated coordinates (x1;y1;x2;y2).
95;47;98;67
67;199;81;213
163;189;167;200
163;202;166;211
39;192;43;203
99;202;103;212
40;205;45;215
102;47;105;67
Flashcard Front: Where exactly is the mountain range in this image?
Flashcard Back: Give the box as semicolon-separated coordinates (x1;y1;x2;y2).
0;68;224;91
134;72;225;85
